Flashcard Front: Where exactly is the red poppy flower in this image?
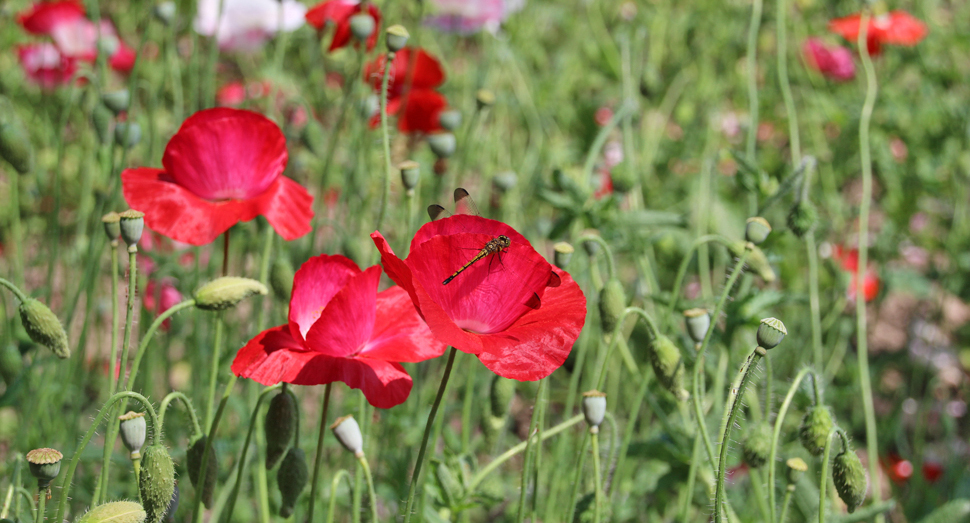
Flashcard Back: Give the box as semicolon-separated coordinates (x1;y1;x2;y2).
803;38;855;81
17;0;85;34
17;43;78;89
232;254;446;408
305;0;382;52
371;214;587;381
829;11;927;55
364;48;448;133
121;108;313;246
922;461;943;483
882;454;913;483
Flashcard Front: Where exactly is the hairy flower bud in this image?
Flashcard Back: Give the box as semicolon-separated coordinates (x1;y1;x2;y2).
598;278;626;333
788;200;818;238
728;241;776;283
19;299;69;358
78;502;147;523
833;448;868;513
194;277;268;311
26;447;62;489
741;423;772;468
119;209;145;248
799;405;834;456
428;132;457;159
756;317;787;349
277;448;308;518
119;411;147;459
186;435;216;508
581;390;607;429
139;445;176;523
385;24;410;52
649;335;689;401
265;392;297;469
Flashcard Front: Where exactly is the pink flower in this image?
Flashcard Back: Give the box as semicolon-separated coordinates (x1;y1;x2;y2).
17;0;85;34
424;0;523;34
17;43;78;89
195;0;307;52
17;1;136;73
803;38;855;81
144;279;184;331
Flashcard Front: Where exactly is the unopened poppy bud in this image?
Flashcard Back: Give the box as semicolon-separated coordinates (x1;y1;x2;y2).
139;445;176;523
186;435;216;508
194;277;268;311
25;447;62;489
385;24;409;52
428;132;456;158
437;109;461;132
649;335;689;401
399;160;420;191
154;1;176;25
683;308;710;344
301;119;326;157
331;415;364;457
93;103;114;145
119;209;145;248
0;344;23;385
553;242;575;269
489;375;515;418
102;212;121;241
582;390;607;429
265;392;297;469
78;501;147;523
19;298;70;358
115;122;142;148
799;405;834;456
476;89;495;109
786;457;808;483
611;165;635;194
788;200;818;238
101;90;131;115
164;482;180;523
745;217;772;244
728;241;776;283
270;258;295;300
833;448;868;513
119;411;147;459
349;13;375;42
0;122;33;174
598;278;626;333
277;448;308;517
493;171;517;193
741;423;772;468
756;317;786;349
433;460;464;506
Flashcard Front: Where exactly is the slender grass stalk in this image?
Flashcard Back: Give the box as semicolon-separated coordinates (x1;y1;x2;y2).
818;430;837;523
564;431;590;521
667;234;732;320
595;307;658;390
223;384;283;523
582;102;634;190
403;347;458;523
358;456;379;523
204;0;227;108
744;0;763;164
768;368;816;522
204;315;226;429
460;356;478;453
125;300;197;391
307;383;334;523
679;429;702;521
376;50;397;231
515;377;546;523
775;0;800;162
591;429;603;523
192;374;238;523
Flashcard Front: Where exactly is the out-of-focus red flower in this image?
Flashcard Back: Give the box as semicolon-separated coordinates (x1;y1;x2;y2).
144;279;184;331
371;214;587;380
594;106;613;126
803;38;855;81
882;454;913;483
832;244;880;302
217;82;247;107
17;43;78;89
17;0;85;34
121;108;314;246
594;172;612;200
922;461;943;483
306;0;382;52
232;254;446;408
17;2;136;73
363;48;447;133
829;11;927;55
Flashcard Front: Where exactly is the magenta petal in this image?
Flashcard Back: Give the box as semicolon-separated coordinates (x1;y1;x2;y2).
288;254;362;342
250;176;315;241
361;286;447;362
305;266;381;357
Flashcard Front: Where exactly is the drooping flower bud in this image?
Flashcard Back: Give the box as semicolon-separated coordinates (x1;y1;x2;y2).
798;405;834;456
186;435;216;508
428;132;457;159
277;448;308;517
101;90;131;115
92;103;114;145
119;209;145;248
489;375;515;418
476;89;495;110
581;390;607;429
154;2;176;25
756;317;787;349
265;392;297;469
330;415;364;457
385;24;409;52
648;335;689;401
19;299;70;358
78;501;147;523
349;13;375;42
119;411;147;459
683;308;710;345
194;277;268;311
102;212;121;241
553;242;575;269
581;233;601;256
270;258;295;301
25;447;62;490
437;109;461;132
788;200;818;238
0;121;33;174
115;122;142;148
598;278;626;333
728;241;776;283
833;448;868;513
139;445;176;523
493;171;517;193
786;457;808;483
745;217;772;244
0;344;23;386
399;160;420;191
741;423;773;468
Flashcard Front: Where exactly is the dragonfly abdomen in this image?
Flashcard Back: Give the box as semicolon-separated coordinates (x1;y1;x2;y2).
442;248;492;285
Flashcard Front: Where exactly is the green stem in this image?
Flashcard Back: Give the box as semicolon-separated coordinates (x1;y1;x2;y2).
326;470;354;523
222;384;283;523
595;307;658;390
33;489;44;523
680;431;702;521
16;488;36;520
107;242;120;400
158;391;204;438
307;382;333;523
515;378;547;523
358;456;379;523
807;229;824;371
744;0;763;164
768;367;815;522
0;278;28;303
460;356;478;454
205;315;226;428
779;486;794;523
576;233;617;281
375;50;396;232
667;234;732;320
204;0;226;108
192;374;239;523
125;300;197;391
565;432;590;521
591;430;603;523
818;430;837;523
403;347;458;523
775;0;800;162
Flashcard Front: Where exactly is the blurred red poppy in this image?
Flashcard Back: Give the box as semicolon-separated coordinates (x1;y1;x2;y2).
833;244;880;302
306;0;382;52
121;108;314;246
232;255;445;408
363;48;447;133
17;0;85;34
371;214;587;381
17;1;136;73
829;11;927;55
17;43;78;89
803;38;855;81
144;279;184;331
922;461;943;483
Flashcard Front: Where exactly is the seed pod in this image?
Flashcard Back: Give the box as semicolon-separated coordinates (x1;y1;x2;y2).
0;122;33;174
741;423;773;468
119;209;145;248
553;242;575;269
399;160;420;191
489;374;515;418
428;132;457;159
115;122;142;149
385;24;410;53
756;317;787;349
745;217;772;244
683;308;710;345
78;501;147;523
301;118;326;157
186;435;216;508
194;277;268;311
331;415;363;456
798;405;834;457
138;445;176;523
19;298;70;358
649;335;689;401
25;447;62;489
154;2;176;25
476;89;495;109
437;109;461;132
92;103;114;145
101;90;131;115
102;212;122;241
119;411;147;459
265;392;297;469
598;278;625;333
787;200;818;238
0;344;23;385
349;13;375;41
277;447;309;518
786;457;808;484
728;241;776;283
581;390;607;428
832;448;868;513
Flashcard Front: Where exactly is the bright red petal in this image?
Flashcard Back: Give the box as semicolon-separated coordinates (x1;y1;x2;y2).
109;44;136;73
231;324;311;384
398;89;446;133
828;13;862;42
305;266;381;357
362;286;447;362
364;48;445;96
882;11;927;46
288;254;361;342
17;0;85;34
248;176;314;241
305;0;357;30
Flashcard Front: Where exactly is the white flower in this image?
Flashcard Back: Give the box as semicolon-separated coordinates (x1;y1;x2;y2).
195;0;307;52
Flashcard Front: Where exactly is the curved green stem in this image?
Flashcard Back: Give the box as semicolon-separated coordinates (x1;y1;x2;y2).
591;430;603;523
158;391;204;439
576;234;618;281
125;299;197;391
222;383;283;523
358;456;379;523
668;234;733;318
375;50;397;232
768;367;816;522
0;278;27;303
192;374;238;523
326;470;354;523
16;487;35;519
515;378;547;523
595;307;659;390
307;382;333;523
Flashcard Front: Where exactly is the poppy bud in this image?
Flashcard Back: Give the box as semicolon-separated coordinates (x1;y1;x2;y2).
385;24;409;52
399;160;420;191
270;258;295;301
433;460;464;507
25;447;62;490
611;165;636;194
119;411;147;459
428;132;457;159
728;241;776;283
154;2;176;25
164;482;180;523
489;375;515;418
194;277;268;311
798;405;834;456
78;501;147;523
745;217;772;244
349;13;375;42
787;200;818;238
0;122;33;174
476;89;495;109
115;122;142;149
19;298;70;358
598;278;626;333
330;415;364;457
101;90;131;115
756;317;786;349
649;335;689;401
301;119;326;157
683;308;710;345
833;448;868;513
265;392;297;469
581;390;607;429
0;344;23;385
119;209;145;248
139;445;176;523
277;447;308;518
786;457;807;484
741;423;772;468
92;103;114;145
186;435;216;508
553;242;575;269
102;212;121;241
493;171;517;193
437;109;461;132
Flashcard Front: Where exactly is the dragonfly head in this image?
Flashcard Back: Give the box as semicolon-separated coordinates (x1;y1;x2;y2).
497;235;511;249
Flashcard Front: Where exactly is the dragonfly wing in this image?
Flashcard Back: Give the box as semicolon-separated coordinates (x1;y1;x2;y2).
453;187;480;216
428;204;450;221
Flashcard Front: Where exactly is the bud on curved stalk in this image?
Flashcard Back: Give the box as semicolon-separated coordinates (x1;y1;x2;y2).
115;122;142;149
102;212;121;241
101;90;131;115
683;308;710;345
437;109;461;132
194;277;268;311
833;447;868;513
265;392;298;469
785;457;807;483
19;299;70;358
799;405;834;456
119;210;145;248
399;160;420;191
553;242;575;269
756;317;787;349
385;24;410;52
0;344;23;385
493;171;517;193
476;89;495;109
581;390;607;429
277;447;308;517
741;423;772;468
119;411;147;459
787;200;818;238
301;119;326;157
489;375;515;418
598;278;625;333
78;501;147;523
648;335;689;401
728;241;776;282
186;435;216;508
745;217;772;244
428;132;457;159
349;13;375;42
0;121;33;174
269;258;295;300
25;447;62;490
330;415;364;457
139;445;176;523
92;103;114;145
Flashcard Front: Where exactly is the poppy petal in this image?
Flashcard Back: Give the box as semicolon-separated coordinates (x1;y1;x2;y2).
249;176;314;241
398;89;447;133
231;324;310;384
361;286;447;362
17;0;86;34
288;254;362;341
305;266;381;357
882;11;927;46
